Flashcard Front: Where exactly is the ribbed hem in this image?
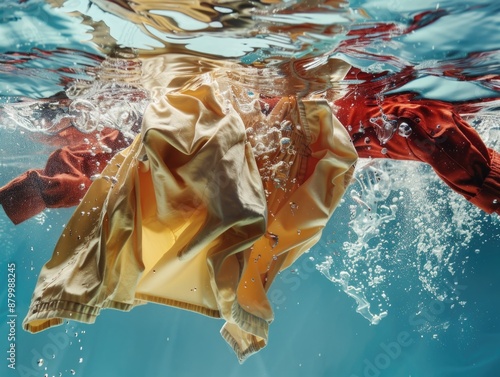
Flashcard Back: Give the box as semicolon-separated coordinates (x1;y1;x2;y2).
24;318;64;334
23;300;100;333
469;150;500;214
23;292;221;334
23;298;137;333
231;301;269;341
135;293;221;318
220;326;267;364
219;301;270;363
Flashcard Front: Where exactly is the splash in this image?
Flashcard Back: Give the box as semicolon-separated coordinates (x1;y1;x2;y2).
465;112;500;151
317;259;388;325
317;160;397;323
318;142;497;325
0;55;149;139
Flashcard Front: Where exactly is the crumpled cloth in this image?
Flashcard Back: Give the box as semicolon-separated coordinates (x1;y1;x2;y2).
23;56;357;362
335;92;500;215
0;128;129;224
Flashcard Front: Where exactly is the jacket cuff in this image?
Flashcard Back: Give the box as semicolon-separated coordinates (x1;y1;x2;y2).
469;149;500;214
0;171;46;224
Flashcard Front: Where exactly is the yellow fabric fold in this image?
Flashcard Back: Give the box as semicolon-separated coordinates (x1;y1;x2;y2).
23;55;357;362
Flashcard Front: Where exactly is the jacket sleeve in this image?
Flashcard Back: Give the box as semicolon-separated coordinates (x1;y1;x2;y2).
0;128;129;224
335;93;500;215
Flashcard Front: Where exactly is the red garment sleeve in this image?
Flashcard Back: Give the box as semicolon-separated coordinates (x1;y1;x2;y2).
0;129;129;224
335;93;500;215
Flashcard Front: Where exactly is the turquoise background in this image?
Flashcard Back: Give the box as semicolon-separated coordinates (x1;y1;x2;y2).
1;0;500;376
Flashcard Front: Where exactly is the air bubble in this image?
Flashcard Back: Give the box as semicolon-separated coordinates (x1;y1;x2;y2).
280;120;292;131
398;122;412;138
37;359;44;367
268;232;279;248
271;161;290;188
280;137;291;146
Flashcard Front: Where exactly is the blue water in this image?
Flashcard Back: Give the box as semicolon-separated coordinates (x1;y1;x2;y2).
1;0;500;376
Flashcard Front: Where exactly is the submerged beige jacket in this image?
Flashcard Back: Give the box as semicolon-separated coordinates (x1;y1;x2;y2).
23;54;357;362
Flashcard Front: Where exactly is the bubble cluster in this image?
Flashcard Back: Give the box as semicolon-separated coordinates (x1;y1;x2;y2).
369;115;397;144
0;57;150;139
318;143;498;328
66;81;149;138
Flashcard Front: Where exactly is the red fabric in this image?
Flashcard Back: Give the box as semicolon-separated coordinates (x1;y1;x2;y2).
2;91;499;224
335;92;500;214
0;128;129;224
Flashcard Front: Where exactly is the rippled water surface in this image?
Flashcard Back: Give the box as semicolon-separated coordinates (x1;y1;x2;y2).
0;0;499;376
